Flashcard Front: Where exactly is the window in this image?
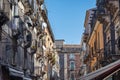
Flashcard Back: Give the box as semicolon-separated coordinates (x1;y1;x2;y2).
69;54;75;59
70;73;75;80
70;61;75;70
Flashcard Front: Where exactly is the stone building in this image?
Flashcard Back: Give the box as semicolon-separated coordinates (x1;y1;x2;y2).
0;0;59;80
55;40;81;80
80;0;120;79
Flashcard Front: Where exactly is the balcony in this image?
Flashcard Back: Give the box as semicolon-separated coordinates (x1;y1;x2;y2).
79;66;85;76
105;40;112;57
109;0;119;8
41;4;48;21
36;0;44;5
83;31;89;42
46;51;52;61
96;0;106;6
96;7;110;26
36;53;42;60
89;11;97;35
30;40;37;54
105;0;118;15
96;49;106;66
113;36;120;60
22;0;33;14
83;52;89;63
34;66;41;77
24;31;32;48
0;45;13;66
34;66;46;78
24;15;33;27
50;55;55;66
104;39;120;63
116;36;120;50
1;32;24;68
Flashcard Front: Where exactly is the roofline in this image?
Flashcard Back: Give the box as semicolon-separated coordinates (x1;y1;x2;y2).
46;19;55;42
84;8;97;28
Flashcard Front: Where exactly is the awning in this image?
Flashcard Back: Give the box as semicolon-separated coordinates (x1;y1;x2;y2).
9;67;24;78
80;59;120;80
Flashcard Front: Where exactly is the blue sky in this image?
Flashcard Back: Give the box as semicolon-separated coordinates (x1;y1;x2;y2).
45;0;96;44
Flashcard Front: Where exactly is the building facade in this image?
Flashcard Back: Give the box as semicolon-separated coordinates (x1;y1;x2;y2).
0;0;59;80
55;40;81;80
80;0;120;79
